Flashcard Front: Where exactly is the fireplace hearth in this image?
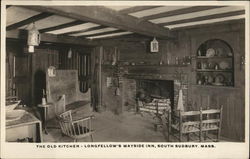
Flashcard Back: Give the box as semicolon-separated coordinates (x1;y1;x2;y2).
136;79;174;110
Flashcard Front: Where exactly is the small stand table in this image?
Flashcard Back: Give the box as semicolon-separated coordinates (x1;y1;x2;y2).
38;103;52;134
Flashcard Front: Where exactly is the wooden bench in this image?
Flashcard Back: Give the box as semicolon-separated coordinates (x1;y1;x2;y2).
46;70;92;120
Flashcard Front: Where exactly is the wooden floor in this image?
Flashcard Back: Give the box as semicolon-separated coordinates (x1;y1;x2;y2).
44;109;235;143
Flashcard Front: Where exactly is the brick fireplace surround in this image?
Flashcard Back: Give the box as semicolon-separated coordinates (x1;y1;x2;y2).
121;73;188;112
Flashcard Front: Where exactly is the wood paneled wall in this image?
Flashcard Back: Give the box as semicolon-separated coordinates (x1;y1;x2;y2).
30;48;59;106
59;47;92;93
188;23;245;141
98;20;245;141
6;40;31;106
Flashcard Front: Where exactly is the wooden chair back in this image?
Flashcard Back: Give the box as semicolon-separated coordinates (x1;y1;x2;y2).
57;110;94;142
168;105;223;142
201;105;223;141
168;109;201;142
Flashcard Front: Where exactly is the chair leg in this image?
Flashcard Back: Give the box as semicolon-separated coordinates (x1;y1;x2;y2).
199;131;202;142
90;134;94;142
179;133;182;142
204;131;208;141
187;133;190;142
217;130;220;142
167;126;170;142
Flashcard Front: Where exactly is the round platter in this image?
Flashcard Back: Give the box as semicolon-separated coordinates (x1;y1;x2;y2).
214;74;225;84
206;48;215;57
219;61;230;70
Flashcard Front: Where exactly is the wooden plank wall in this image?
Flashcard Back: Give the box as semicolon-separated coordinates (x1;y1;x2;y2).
5;40;60;106
30;47;59;106
59;48;91;93
6;40;32;106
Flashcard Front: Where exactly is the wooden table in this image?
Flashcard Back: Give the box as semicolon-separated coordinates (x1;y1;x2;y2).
38;103;53;134
6;110;43;142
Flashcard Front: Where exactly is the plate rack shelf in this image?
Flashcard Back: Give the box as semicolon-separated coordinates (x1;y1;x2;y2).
196;39;234;87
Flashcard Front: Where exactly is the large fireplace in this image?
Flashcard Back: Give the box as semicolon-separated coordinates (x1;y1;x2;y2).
122;75;188;112
136;79;174;110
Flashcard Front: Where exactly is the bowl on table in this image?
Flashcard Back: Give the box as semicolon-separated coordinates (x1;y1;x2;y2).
6;100;21;112
6;109;26;121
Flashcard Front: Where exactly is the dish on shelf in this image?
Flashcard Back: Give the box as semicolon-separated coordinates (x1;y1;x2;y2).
219;61;230;70
208;75;213;83
215;48;223;56
215;74;225;83
216;48;227;57
207;62;216;69
212;82;224;86
206;48;215;57
122;62;130;65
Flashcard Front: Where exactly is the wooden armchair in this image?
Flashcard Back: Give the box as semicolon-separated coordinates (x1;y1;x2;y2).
57;110;94;142
168;109;201;142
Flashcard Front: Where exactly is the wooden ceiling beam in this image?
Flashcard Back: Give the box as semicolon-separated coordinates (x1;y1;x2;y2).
6;5;12;9
6;12;54;31
6;29;98;46
160;10;245;26
81;30;125;38
141;6;226;21
22;6;173;39
61;25;107;36
119;6;162;14
39;20;87;33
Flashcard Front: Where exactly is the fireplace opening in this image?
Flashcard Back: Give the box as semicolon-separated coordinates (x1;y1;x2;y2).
136;79;174;110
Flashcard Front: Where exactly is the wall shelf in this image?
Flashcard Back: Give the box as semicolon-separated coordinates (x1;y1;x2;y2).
196;69;233;72
196;39;234;87
192;84;238;89
197;56;232;59
121;64;188;67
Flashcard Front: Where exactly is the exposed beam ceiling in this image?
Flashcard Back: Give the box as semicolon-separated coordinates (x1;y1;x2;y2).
39;20;87;33
61;25;107;36
81;30;125;38
170;18;244;31
6;5;245;40
6;29;98;46
6;12;53;31
89;32;133;40
160;10;245;26
22;6;173;39
141;6;225;21
119;6;161;14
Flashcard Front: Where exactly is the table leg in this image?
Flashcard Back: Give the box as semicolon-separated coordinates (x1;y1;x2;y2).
44;107;48;135
39;121;43;142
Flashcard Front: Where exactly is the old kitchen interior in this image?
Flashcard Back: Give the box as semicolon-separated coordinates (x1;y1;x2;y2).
5;5;245;142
